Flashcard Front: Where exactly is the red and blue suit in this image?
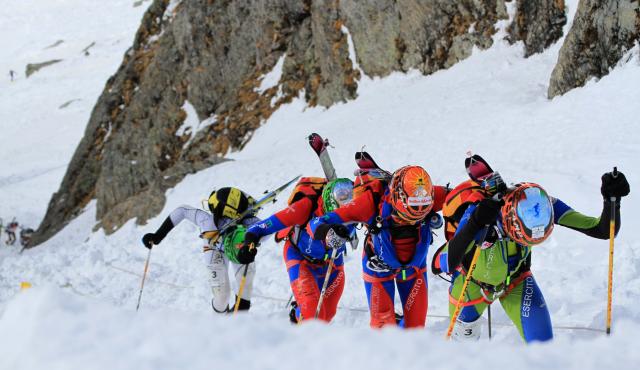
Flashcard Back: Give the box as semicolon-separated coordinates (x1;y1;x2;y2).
309;186;447;328
246;196;354;322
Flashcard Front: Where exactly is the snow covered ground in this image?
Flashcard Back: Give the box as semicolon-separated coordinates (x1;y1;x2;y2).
1;1;640;369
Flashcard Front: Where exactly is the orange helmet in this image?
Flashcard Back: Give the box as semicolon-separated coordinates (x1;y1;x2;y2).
389;165;434;224
501;183;554;246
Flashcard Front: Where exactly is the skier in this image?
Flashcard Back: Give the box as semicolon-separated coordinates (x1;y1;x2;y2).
308;165;449;328
5;219;18;245
9;70;15;82
142;187;259;313
237;178;355;323
432;155;630;342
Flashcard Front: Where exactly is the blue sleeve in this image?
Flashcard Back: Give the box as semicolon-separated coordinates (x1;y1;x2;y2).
551;197;573;224
307;212;348;238
246;214;287;238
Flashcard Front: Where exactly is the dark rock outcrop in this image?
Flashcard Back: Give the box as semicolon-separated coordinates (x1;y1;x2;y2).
25;59;63;78
340;0;508;76
32;0;511;246
548;0;639;98
506;0;567;56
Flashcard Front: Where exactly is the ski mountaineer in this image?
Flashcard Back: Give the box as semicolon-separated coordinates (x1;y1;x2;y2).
309;165;449;328
141;187;260;313
236;178;355;323
432;155;631;342
5;219;18;246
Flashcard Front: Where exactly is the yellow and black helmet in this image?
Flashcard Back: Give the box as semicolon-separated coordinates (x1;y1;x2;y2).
208;187;255;223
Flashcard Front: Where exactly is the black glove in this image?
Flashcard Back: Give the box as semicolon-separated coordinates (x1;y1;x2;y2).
314;223;350;241
601;171;630;200
141;217;175;249
237;232;259;264
236;244;257;264
142;233;160;249
471;197;504;226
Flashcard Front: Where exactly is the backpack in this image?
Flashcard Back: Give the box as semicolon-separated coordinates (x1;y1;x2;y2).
274;177;327;242
442;179;489;240
223;225;247;264
353;169;390;206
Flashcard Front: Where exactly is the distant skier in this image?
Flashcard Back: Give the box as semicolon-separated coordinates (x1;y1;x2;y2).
142;187;259;313
6;219;18;245
308;165;449;329
237;177;355;323
432;155;630;342
9;70;15;82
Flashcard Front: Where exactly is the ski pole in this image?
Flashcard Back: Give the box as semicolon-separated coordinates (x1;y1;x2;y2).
487;305;492;339
234;264;250;314
285;293;294;309
606;166;618;335
136;247;153;311
445;225;489;340
233;243;256;314
315;246;339;319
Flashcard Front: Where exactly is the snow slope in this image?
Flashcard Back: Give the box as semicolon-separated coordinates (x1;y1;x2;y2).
0;0;149;226
2;1;640;369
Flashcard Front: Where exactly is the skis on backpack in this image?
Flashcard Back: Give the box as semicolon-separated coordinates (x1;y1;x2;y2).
308;133;337;181
207;175;301;243
307;133;358;250
465;152;507;195
354;149;392;182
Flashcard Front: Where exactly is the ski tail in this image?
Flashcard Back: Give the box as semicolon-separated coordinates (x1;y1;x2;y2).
307;133;357;250
355;150;381;170
308;133;327;156
354;150;392;181
464;153;494;182
308;133;337;181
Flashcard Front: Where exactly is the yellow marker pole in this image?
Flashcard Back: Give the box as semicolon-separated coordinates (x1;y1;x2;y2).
606;167;618;335
446;245;482;340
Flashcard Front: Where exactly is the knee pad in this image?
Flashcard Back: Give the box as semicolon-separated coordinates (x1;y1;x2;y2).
453;317;482;341
232;262;256;300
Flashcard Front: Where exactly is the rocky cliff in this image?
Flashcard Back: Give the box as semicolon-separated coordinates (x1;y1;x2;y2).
34;0;635;246
549;0;639;98
506;0;567;56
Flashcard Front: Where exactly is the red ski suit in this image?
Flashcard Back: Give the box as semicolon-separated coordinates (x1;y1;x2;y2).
309;185;447;328
247;196;350;322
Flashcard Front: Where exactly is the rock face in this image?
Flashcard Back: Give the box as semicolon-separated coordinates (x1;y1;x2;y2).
340;0;508;76
548;0;639;98
506;0;567;57
32;0;511;246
